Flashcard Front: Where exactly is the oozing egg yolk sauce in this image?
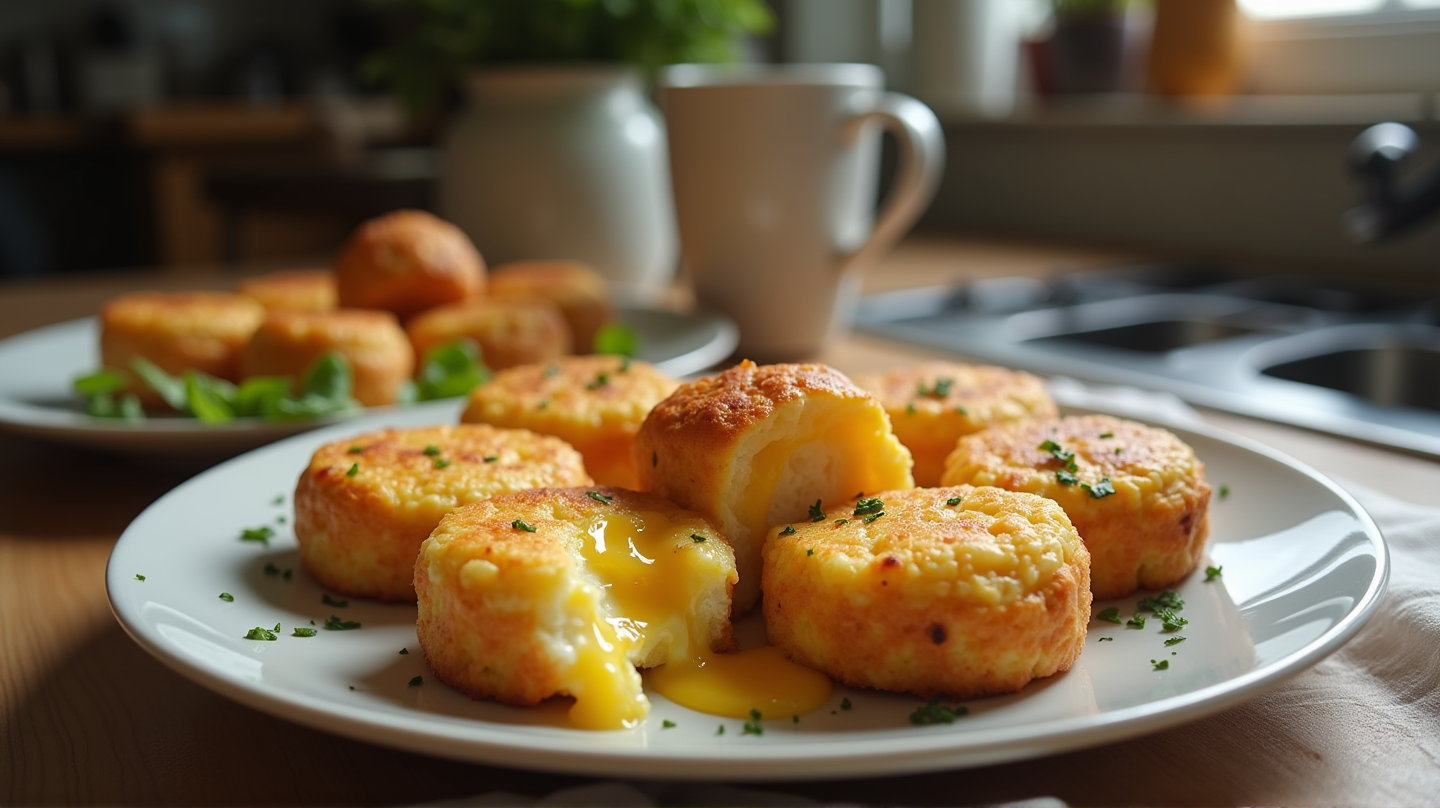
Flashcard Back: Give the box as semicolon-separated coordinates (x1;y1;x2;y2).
567;509;831;730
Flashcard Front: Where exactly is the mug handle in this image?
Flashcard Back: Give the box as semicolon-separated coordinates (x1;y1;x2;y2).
838;92;946;273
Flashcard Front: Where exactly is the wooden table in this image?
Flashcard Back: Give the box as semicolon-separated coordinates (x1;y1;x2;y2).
3;235;1437;806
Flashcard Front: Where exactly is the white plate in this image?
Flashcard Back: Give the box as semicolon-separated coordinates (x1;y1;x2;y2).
0;305;737;459
106;406;1388;780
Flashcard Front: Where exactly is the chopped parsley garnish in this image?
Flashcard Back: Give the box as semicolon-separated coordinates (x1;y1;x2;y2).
399;648;409;655
1096;607;1122;624
272;495;284;505
292;627;318;637
834;518;849;526
323;615;361;631
955;404;969;416
662;719;676;729
1115;447;1122;454
346;463;359;477
1219;484;1231;499
240;526;275;545
348;446;365;454
1156;610;1188;632
586;491;614;505
780;525;796;535
1205;565;1224;581
1038;439;1077;467
1082;477;1116;499
1151;659;1170;671
909;696;968;725
808;500;826;522
916;377;954;398
619;356;632;372
245;626;278;641
219;592;234;602
585;372;610;390
1099;432;1113;438
409;676;423;687
483;455;499;463
1138;590;1185;611
946;496;963;506
905;403;916;415
1164;636;1187;646
742;709;765;736
537;400;549;410
1098;636;1113;642
840;697;852;711
862;511;885;523
1056;469;1079;486
512;519;537;533
322;593;348;608
593;322;640;357
1126;614;1146;629
423;445;441;456
853;497;885;516
716;725;725;736
433;458;451;469
405;339;492;402
691;533;707;543
263;563;280;576
276;515;287;524
135;574;146;581
806;548;814;557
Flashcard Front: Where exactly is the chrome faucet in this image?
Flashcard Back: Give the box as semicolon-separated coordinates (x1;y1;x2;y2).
1343;122;1440;244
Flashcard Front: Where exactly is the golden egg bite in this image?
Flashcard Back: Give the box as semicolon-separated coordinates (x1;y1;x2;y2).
295;424;592;601
461;355;678;488
415;486;738;730
763;485;1090;699
238;309;414;407
406;297;571;372
853;362;1058;487
99;291;265;408
237;269;337;312
487;260;613;354
334;210;485;319
634;360;914;614
941;414;1211;600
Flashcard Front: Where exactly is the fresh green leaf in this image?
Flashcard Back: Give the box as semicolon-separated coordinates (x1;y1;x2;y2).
593;322;640;357
324;615;362;631
73;368;127;397
1164;636;1186;646
245;626;278;641
219;592;234;602
1205;565;1223;581
586;491;614;505
413;339;492;401
184;371;237;424
779;525;796;535
130;356;187;410
1151;658;1170;671
512;518;537;533
853;497;885;516
1096;607;1122;624
240;526;275;545
945;496;963;506
293;627;318;637
808;500;825;522
1082;477;1116;499
909;696;968;725
742;709;764;735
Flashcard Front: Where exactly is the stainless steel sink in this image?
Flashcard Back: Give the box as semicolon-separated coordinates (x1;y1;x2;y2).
855;263;1440;458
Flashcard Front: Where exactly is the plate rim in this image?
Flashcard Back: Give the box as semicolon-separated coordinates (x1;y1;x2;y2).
104;407;1390;781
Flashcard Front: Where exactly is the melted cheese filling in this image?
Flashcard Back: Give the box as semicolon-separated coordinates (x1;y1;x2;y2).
566;509;831;729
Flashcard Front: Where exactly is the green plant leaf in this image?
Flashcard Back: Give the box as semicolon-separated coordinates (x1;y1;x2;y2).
130;357;187;410
593;322;640;357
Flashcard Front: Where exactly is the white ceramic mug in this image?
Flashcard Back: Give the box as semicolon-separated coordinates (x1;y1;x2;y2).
659;63;944;361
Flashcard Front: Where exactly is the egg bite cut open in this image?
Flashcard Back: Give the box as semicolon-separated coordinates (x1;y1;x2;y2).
415;486;738;730
461;355;679;488
853;362;1058;487
633;360;914;615
762;486;1091;699
294;424;592;601
941;414;1211;600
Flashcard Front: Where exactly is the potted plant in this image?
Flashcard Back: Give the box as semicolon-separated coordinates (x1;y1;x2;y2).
365;0;773;290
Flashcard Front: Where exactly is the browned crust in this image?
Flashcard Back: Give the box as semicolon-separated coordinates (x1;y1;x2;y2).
487;261;613;354
237;269;337;312
294;424;592;601
99;291;265;406
461;356;679;488
334;210;485;319
238;309;414;406
406;297;571;372
941;414;1212;600
762;486;1090;699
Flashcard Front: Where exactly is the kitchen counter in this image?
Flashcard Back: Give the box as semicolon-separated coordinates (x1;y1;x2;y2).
3;234;1438;806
